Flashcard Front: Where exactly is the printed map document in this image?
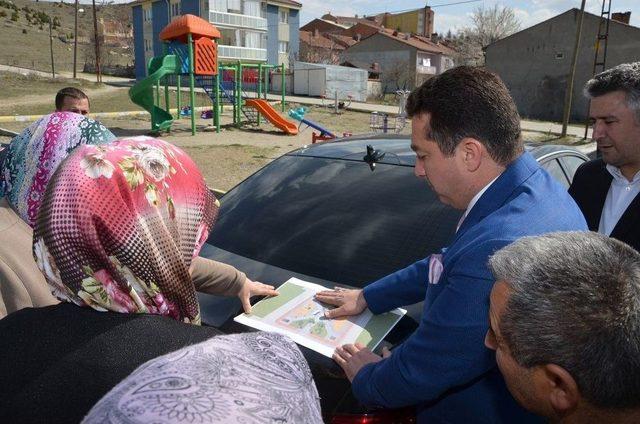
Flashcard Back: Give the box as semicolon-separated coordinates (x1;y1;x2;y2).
234;277;406;357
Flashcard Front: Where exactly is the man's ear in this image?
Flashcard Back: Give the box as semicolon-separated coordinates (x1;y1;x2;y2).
541;364;580;415
458;138;483;172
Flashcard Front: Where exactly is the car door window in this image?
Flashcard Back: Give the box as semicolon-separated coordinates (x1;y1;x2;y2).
540;158;569;189
560;155;587;183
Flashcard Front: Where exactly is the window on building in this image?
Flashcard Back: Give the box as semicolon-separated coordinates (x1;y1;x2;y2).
279;9;288;24
245;31;260;48
555;52;565;59
143;8;151;22
278;41;288;53
212;0;226;12
170;2;180;18
227;0;241;13
243;0;260;17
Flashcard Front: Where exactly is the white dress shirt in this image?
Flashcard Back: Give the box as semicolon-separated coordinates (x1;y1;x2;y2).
598;165;640;236
456;175;501;232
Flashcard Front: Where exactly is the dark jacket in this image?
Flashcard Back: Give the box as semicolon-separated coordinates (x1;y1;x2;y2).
0;304;222;423
569;158;640;252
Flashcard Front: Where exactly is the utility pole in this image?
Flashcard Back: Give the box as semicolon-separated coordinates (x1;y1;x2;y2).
73;0;78;78
92;0;102;83
561;0;586;137
49;20;55;78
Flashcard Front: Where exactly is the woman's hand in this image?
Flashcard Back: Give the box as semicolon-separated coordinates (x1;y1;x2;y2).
238;278;279;314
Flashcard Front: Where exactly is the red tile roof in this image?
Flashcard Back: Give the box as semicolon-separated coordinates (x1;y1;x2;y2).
299;31;347;50
374;29;455;55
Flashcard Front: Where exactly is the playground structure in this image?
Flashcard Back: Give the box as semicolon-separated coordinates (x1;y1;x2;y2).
289;107;336;143
369;90;411;134
319;90;353;114
129;14;297;136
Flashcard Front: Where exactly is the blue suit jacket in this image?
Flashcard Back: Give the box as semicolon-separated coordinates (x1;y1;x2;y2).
354;152;588;423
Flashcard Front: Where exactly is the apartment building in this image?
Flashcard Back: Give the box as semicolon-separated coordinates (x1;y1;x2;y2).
131;0;300;79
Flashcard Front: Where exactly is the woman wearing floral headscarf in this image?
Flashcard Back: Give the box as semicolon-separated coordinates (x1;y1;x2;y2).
0;112;116;317
0;114;274;319
0;137;319;423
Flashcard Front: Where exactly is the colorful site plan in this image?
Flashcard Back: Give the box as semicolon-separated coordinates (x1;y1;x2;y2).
234;277;406;358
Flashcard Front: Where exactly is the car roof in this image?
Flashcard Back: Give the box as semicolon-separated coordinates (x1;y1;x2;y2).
289;134;588;166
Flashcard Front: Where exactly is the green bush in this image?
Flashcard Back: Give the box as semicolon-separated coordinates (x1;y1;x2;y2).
22;28;26;34
10;10;18;21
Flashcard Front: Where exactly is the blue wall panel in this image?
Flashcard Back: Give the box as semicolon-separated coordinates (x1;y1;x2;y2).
132;6;146;80
152;1;169;57
289;9;299;64
266;4;278;65
180;0;200;17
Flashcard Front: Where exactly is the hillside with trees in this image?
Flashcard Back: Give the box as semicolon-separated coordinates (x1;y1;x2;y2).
0;0;132;74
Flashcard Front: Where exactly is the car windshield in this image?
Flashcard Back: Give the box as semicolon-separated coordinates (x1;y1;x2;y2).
207;154;461;286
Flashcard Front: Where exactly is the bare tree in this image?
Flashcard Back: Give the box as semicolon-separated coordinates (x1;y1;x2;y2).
380;59;415;94
297;40;342;65
454;5;521;66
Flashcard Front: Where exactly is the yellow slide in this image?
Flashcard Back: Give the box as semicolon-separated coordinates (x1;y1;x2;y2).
244;99;298;135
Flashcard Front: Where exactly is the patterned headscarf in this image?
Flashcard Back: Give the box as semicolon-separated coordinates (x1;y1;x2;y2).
0;112;116;227
33;137;218;324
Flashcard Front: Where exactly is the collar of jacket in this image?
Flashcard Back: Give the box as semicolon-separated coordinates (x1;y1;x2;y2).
453;151;538;241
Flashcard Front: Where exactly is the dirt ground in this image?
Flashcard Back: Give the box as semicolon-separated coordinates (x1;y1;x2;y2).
0;73;585;191
1;106;410;190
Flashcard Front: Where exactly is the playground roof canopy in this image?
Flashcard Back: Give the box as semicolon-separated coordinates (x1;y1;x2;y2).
159;14;221;42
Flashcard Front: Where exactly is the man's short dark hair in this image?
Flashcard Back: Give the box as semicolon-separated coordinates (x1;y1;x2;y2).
406;66;523;165
584;62;640;123
490;232;640;409
55;87;89;110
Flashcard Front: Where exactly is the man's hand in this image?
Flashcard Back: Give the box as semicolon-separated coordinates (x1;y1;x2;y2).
314;287;367;318
238;278;279;314
333;343;392;381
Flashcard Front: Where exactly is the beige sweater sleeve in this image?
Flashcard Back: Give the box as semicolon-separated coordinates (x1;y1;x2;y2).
190;256;246;297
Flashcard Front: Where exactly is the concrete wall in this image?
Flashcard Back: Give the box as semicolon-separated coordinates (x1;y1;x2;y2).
342;33;414;92
132;6;146;80
367;80;382;98
383;7;433;37
486;9;640;122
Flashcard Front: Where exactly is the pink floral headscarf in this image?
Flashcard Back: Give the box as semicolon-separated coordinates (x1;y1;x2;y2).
33;136;218;324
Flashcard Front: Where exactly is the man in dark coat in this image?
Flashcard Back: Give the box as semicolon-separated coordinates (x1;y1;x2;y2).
569;62;640;251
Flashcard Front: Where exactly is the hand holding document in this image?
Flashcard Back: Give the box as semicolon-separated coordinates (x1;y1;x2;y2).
234;278;406;358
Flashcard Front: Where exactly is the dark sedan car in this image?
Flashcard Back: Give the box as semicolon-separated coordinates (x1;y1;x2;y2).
198;135;589;423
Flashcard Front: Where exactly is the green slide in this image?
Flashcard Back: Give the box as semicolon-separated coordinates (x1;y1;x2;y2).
129;54;182;132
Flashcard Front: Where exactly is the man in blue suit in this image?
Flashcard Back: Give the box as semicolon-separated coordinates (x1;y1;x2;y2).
315;66;588;423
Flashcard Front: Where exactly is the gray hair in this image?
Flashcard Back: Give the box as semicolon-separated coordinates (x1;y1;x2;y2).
584;62;640;123
489;231;640;409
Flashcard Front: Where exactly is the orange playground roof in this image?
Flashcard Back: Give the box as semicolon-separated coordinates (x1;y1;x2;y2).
159;14;221;41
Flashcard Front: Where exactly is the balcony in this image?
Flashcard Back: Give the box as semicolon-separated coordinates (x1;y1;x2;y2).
209;11;267;31
416;64;436;74
218;45;267;61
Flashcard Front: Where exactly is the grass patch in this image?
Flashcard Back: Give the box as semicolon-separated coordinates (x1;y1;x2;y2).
0;71;215;116
176;144;280;191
